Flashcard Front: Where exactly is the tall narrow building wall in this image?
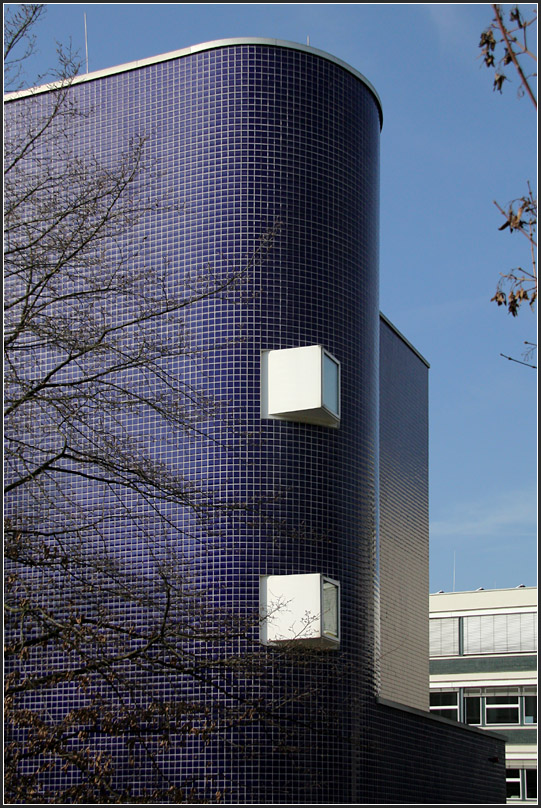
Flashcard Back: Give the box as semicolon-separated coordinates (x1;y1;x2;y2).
379;315;430;710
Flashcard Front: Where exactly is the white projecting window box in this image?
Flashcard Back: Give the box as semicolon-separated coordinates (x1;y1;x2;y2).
261;345;340;427
260;573;340;649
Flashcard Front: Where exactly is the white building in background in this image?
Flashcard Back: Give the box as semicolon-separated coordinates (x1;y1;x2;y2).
429;586;537;803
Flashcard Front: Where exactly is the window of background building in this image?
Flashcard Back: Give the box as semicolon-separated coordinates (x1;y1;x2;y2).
463;612;537;654
428;691;459;720
525;769;537;800
506;768;538;801
429;611;537;657
524;694;537;724
429;616;459;656
464;692;481;725
507;769;522;800
485;692;520;725
430;687;537;728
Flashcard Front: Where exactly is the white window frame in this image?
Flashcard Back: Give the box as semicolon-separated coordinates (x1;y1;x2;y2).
484;690;520;726
506;768;522;801
429;690;460;721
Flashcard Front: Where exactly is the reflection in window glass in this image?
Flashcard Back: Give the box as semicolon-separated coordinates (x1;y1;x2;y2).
524;696;537;724
322;580;339;638
322;353;339;416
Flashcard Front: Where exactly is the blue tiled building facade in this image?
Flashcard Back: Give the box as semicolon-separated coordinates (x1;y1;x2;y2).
5;40;506;803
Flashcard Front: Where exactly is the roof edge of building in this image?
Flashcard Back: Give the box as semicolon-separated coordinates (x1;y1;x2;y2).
430;586;537;596
380;311;430;368
4;37;383;127
376;696;508;741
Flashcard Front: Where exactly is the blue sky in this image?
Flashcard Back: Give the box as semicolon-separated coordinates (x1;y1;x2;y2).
7;3;537;593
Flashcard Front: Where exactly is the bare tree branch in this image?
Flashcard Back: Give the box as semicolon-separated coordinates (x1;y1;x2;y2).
4;8;307;803
479;5;537;366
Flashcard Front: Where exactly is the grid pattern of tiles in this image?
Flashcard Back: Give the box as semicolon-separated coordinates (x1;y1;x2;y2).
378;318;430;711
5;42;506;804
5;44;381;803
373;700;507;803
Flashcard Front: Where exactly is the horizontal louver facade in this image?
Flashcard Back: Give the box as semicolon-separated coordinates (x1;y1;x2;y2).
430;612;537;656
430;616;460;656
464;613;537;655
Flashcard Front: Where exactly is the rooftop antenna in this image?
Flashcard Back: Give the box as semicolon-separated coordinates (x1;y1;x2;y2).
307;35;310;46
84;13;89;73
452;550;456;592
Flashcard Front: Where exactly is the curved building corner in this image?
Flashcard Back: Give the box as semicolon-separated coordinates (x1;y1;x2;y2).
4;38;507;804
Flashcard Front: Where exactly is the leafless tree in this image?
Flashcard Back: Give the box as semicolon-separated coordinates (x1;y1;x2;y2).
479;4;537;366
4;3;46;88
4;7;298;803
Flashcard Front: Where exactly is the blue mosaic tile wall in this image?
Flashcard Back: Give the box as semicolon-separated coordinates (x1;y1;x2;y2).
5;43;381;803
5;42;505;803
164;43;381;804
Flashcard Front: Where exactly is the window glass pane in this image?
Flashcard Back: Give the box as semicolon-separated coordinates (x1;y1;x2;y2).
486;706;519;724
465;696;481;725
430;692;458;707
322;580;338;637
525;769;537;800
430;708;458;720
486;695;519;705
322;353;339;416
524;696;537;724
506;770;521;800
